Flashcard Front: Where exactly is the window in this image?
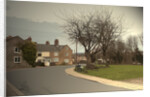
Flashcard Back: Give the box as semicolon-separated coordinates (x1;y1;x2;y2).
38;53;42;56
65;53;69;56
54;52;58;56
66;47;68;50
54;58;59;62
14;47;20;53
14;56;21;63
64;59;69;63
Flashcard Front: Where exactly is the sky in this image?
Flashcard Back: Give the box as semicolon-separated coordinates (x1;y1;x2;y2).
6;0;143;53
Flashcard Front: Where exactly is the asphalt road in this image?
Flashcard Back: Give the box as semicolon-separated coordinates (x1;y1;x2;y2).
7;66;128;95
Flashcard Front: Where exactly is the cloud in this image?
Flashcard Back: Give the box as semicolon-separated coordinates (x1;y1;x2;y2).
6;16;84;52
7;17;62;43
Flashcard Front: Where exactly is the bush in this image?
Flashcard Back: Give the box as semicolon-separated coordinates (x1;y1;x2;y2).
61;62;67;66
86;64;99;70
21;41;37;67
79;60;87;64
51;62;56;66
34;61;44;67
75;64;82;72
75;65;88;73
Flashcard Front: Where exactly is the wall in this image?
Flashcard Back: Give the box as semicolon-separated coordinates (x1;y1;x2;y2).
6;37;29;68
58;45;73;65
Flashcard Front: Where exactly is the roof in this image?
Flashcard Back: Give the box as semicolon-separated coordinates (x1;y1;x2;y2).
36;44;66;52
73;53;85;57
6;36;23;42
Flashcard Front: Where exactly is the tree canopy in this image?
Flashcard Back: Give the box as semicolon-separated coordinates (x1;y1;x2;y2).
21;41;37;67
63;10;124;68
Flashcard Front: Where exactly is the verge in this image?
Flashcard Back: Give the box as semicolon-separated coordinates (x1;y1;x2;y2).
65;67;143;90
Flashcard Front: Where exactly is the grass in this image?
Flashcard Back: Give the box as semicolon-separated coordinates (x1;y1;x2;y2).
82;65;143;80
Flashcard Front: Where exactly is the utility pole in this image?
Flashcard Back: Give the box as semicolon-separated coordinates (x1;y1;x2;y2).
76;35;78;65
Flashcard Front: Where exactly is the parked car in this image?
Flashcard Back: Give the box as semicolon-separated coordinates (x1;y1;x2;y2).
43;59;50;66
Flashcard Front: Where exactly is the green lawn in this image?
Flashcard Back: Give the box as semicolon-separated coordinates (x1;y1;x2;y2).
82;65;143;80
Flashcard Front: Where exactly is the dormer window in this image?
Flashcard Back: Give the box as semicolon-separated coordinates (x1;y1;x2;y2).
14;47;20;53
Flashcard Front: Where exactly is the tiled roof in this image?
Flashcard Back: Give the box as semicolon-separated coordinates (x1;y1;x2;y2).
36;44;66;52
6;36;23;41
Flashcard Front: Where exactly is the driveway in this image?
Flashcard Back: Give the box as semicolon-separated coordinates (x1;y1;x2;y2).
7;65;128;95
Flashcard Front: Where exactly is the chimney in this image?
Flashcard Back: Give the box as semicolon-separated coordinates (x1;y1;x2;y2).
6;35;12;41
7;35;12;39
54;39;59;46
46;41;50;45
27;37;32;41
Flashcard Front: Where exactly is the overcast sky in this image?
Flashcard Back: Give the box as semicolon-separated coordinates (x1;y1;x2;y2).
6;1;143;52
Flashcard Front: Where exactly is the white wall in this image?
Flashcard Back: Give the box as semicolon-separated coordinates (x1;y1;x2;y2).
41;52;50;57
36;52;50;62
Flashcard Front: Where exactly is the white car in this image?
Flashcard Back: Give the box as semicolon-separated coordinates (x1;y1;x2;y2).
44;61;50;67
43;59;51;67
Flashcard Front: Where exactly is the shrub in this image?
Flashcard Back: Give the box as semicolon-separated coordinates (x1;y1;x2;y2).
61;62;67;66
21;41;37;67
34;61;45;67
75;65;83;72
75;65;88;73
86;64;99;70
51;62;56;66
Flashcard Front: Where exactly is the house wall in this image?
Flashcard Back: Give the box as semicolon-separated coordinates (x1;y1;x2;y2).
36;45;73;65
41;52;50;57
6;37;29;68
58;45;72;65
49;52;59;63
40;45;73;65
36;51;50;62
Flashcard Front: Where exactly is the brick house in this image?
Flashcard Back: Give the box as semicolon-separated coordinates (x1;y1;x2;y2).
6;36;29;68
36;39;73;65
6;36;73;67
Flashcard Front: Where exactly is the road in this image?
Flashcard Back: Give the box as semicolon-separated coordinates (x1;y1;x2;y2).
7;66;128;95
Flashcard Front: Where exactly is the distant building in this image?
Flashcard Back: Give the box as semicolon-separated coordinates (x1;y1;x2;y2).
73;53;87;64
36;39;73;65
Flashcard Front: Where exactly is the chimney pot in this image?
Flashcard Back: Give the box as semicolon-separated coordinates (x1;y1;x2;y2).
46;41;50;45
27;37;32;41
54;39;59;46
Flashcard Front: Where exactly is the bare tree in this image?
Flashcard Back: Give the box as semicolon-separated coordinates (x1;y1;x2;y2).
93;11;124;66
126;36;138;52
63;14;101;67
138;32;143;46
63;9;124;68
107;39;127;64
126;36;139;64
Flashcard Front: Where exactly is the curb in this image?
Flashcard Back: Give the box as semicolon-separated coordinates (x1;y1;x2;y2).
65;67;143;90
7;80;24;96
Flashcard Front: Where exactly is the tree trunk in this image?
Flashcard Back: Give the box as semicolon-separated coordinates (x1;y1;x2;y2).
90;54;96;63
86;54;92;66
103;50;109;67
85;51;92;68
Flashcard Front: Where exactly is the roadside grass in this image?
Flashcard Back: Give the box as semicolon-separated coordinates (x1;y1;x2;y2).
81;65;143;80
